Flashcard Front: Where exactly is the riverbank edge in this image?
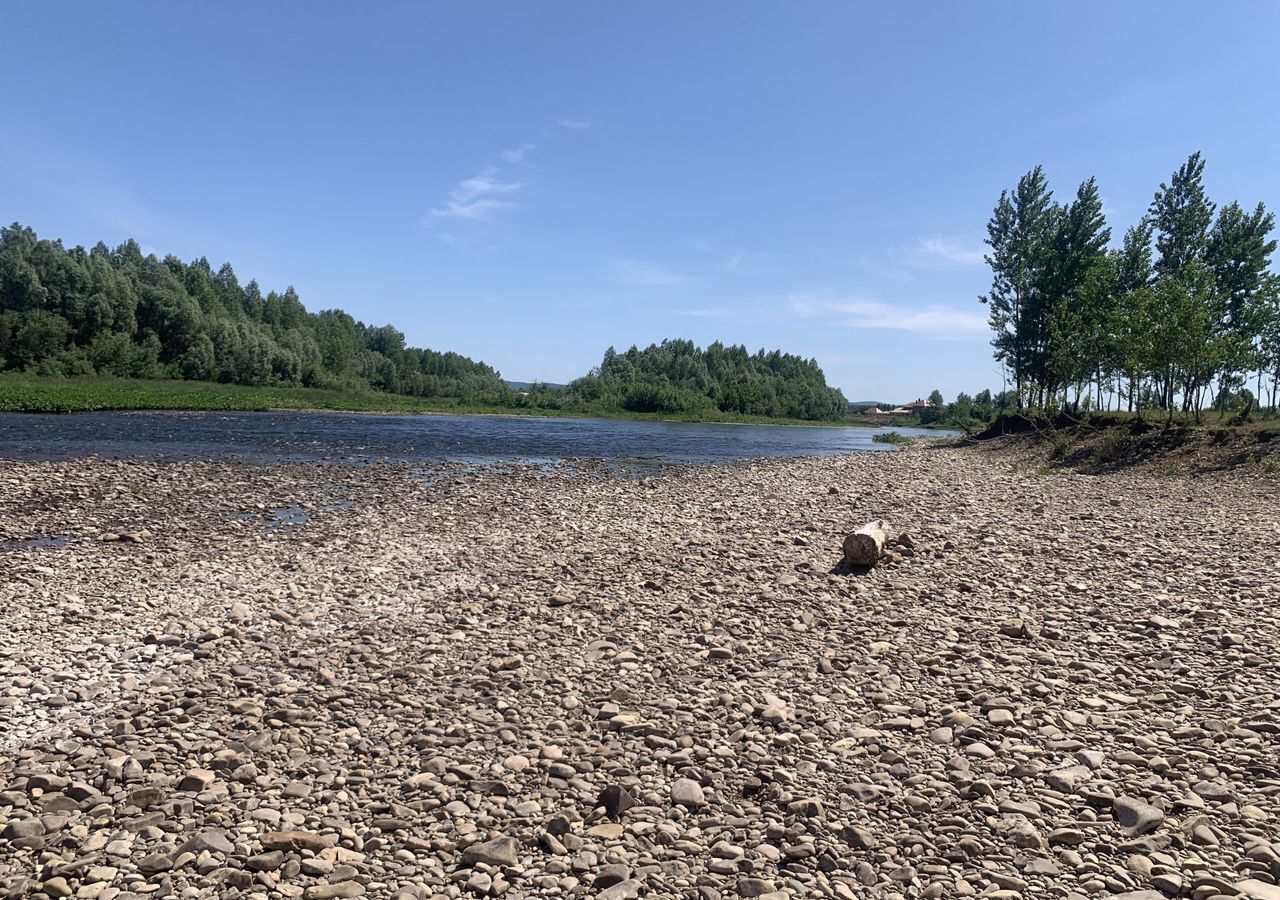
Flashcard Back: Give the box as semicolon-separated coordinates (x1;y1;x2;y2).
0;375;892;429
945;413;1280;475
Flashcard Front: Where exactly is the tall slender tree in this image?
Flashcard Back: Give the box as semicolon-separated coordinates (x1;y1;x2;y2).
981;166;1054;407
1111;219;1155;410
1042;177;1111;405
1150;151;1215;278
981;153;1279;417
1206;200;1278;391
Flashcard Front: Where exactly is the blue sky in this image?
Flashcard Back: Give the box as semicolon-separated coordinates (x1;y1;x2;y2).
4;2;1279;400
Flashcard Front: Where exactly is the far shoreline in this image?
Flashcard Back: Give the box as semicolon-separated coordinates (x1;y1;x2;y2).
6;403;960;432
0;374;958;431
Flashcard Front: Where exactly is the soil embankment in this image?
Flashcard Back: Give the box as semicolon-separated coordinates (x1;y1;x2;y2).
964;413;1280;475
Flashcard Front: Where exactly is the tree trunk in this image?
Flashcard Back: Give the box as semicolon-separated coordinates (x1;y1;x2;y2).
842;521;895;568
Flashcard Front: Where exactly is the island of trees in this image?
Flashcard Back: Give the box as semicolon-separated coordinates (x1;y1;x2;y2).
0;223;847;421
514;341;848;420
981;152;1280;418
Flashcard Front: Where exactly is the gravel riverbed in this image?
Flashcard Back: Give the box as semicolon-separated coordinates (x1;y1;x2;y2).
1;447;1277;900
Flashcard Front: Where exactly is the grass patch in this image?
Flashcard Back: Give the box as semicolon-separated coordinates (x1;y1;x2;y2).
1010;459;1057;476
0;374;881;428
1091;429;1137;465
872;431;916;446
1151;460;1185;476
0;374;495;415
1048;432;1072;459
1243;453;1280;474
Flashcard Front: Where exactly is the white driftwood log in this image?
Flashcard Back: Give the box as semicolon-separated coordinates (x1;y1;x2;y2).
842;520;895;567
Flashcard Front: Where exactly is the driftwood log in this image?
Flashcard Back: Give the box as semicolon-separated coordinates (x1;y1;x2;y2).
842;520;895;567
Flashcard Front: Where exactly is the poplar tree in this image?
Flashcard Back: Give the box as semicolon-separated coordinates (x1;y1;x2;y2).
1150;152;1215;278
981;166;1054;407
1111;219;1155;410
1206;200;1278;389
981;153;1280;416
1043;177;1111;404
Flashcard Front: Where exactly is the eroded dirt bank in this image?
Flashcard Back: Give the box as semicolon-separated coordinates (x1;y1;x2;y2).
1;448;1277;900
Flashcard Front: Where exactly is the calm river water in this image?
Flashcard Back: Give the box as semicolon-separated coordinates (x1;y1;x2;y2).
0;411;950;465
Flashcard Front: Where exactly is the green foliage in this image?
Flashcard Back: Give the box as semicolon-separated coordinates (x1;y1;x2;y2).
0;223;509;402
980;154;1280;417
1243;453;1279;474
872;431;915;445
531;339;849;421
1048;432;1071;460
1093;429;1137;465
0;224;853;423
0;373;495;414
0;373;865;426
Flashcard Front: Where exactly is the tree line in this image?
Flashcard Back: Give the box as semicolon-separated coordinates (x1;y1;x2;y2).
517;339;848;420
0;224;509;401
0;223;849;420
981;153;1280;417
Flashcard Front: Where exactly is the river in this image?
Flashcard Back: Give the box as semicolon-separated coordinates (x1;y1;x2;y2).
0;411;951;464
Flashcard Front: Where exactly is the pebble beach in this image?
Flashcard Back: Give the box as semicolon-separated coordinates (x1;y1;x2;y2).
2;446;1278;900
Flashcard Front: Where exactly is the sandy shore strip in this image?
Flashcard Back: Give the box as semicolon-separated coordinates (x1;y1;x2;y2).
1;447;1278;900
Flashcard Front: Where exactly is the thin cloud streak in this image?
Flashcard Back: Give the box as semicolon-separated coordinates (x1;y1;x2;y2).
666;293;986;335
917;236;986;265
430;167;522;221
429;120;589;225
501;142;536;163
790;295;987;336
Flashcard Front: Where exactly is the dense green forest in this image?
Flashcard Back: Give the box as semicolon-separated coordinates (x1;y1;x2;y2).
0;223;848;420
516;340;848;419
0;223;509;400
982;152;1280;417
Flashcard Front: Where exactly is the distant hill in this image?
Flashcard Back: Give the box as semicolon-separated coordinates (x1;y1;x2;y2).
849;400;896;409
504;380;565;392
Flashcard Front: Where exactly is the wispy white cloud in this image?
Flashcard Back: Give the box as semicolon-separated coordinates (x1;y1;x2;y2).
917;236;986;266
431;167;522;221
429;120;590;227
656;291;984;335
609;257;696;288
790;294;987;336
501;142;536;163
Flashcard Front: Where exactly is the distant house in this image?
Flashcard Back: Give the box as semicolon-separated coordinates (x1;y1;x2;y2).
863;399;934;416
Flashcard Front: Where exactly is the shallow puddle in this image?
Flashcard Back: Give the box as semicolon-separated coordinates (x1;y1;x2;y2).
223;494;353;532
266;506;310;530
